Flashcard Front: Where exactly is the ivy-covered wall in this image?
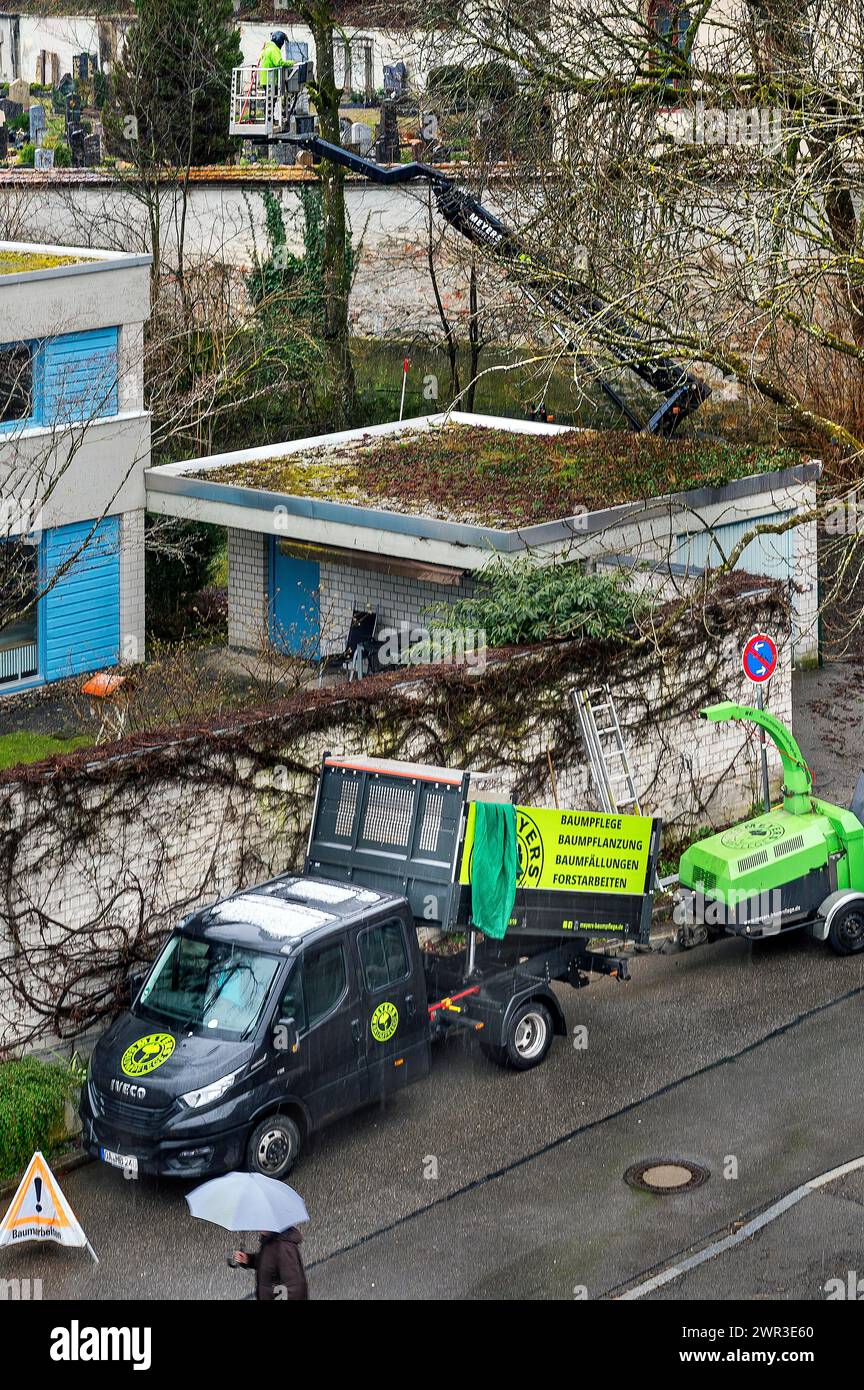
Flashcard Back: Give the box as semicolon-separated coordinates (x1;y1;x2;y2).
0;579;790;1055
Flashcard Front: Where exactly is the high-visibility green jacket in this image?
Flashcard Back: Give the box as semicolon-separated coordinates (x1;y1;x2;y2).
259;41;293;78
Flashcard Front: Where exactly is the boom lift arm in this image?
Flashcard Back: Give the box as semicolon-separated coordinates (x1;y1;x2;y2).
700;702;813;815
284;133;710;436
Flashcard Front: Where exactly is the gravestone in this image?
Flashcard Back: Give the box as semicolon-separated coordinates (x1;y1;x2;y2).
68;126;86;165
65;93;82;148
8;79;30;111
376;102;400;162
0;126;8;160
29;104;46;142
72;53;98;80
351;121;372;154
36;50;59;87
384;62;407;97
83;133;101;166
34;146;54;171
0;100;23;123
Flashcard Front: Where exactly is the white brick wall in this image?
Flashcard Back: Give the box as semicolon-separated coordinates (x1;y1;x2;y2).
228;528;268;649
118;507;145;665
318;561;477;649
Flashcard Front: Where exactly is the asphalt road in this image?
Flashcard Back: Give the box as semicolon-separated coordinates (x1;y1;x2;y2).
6;928;864;1301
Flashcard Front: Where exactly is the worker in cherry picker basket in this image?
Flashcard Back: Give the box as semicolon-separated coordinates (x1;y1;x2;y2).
259;31;295;85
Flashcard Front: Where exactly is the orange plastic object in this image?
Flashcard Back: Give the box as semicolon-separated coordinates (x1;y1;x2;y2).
81;671;127;698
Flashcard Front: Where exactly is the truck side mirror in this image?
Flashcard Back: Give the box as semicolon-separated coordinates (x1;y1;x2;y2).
275;1017;299;1054
127;966;147;1000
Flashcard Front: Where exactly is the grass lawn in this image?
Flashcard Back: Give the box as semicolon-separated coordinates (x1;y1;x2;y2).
0;731;92;770
194;424;802;528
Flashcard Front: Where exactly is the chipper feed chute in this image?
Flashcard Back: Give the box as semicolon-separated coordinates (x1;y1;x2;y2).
678;703;864;948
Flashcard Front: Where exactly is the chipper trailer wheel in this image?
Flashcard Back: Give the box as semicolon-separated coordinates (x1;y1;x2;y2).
482;1001;554;1071
827;901;864;956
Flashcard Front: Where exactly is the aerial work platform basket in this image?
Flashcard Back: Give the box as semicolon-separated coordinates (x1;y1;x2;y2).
229;64;314;140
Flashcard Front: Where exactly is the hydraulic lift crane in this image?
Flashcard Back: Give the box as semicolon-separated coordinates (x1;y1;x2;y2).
230;64;710;435
290;135;710;435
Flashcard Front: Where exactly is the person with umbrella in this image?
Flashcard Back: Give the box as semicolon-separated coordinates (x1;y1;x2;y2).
186;1171;309;1301
233;1228;308;1301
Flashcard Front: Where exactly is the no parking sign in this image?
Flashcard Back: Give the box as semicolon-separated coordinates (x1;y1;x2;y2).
742;633;778;684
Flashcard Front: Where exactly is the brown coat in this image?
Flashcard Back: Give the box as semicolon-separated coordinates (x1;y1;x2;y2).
248;1227;309;1301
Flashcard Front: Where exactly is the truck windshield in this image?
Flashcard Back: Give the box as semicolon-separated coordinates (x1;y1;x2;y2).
137;934;281;1040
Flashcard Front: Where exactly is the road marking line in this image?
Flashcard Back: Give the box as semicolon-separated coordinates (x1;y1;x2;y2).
615;1154;864;1300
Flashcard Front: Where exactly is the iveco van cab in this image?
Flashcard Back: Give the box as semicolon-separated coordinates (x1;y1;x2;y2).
81;876;430;1178
82;755;661;1177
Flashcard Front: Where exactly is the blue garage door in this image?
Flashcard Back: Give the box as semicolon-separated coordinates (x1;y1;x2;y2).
42;517;121;681
675;512;794;580
41;327;119;426
270;541;320;657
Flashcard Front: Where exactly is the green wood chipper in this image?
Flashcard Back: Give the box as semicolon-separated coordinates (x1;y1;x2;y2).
677;702;864;954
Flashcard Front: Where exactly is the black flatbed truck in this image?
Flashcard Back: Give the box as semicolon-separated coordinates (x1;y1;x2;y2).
81;755;661;1178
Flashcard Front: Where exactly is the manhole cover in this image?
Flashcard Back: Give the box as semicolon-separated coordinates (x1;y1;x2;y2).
624;1158;710;1194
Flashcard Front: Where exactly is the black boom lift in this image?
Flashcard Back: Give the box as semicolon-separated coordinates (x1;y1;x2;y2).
283;132;710;436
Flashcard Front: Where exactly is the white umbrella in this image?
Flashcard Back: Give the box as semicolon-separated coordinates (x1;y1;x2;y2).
186;1172;309;1232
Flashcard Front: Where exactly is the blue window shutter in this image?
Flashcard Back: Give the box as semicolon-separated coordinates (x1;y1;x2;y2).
675;513;794;580
42;517;121;681
40;327;119;426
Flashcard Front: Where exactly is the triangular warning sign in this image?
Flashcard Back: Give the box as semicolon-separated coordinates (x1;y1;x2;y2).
0;1152;97;1260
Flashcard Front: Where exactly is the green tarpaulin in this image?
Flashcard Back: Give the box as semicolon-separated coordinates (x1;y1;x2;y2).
470;801;518;940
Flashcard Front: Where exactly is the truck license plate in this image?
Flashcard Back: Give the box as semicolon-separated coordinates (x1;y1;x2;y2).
100;1147;138;1176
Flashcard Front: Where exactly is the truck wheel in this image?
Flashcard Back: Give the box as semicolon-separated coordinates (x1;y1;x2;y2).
827;903;864;956
484;1001;554;1071
246;1115;301;1178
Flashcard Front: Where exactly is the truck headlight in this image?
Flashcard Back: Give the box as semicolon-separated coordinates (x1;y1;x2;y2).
180;1070;240;1110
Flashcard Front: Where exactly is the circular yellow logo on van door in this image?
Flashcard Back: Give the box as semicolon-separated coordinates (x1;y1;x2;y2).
121;1033;176;1077
370;1002;399;1043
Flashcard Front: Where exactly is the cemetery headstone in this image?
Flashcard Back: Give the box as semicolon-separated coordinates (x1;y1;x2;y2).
8;79;30;112
351;121;372;154
420;111;439;142
65;93;82;138
52;77;71;113
34;147;54;171
28;104;45;142
0;126;8;160
68;126;86;165
384;62;407;97
377;103;400;162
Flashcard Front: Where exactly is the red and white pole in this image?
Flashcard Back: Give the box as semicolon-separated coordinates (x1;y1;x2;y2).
399;357;410;421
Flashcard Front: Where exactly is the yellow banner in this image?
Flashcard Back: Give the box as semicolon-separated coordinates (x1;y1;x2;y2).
459;804;654;896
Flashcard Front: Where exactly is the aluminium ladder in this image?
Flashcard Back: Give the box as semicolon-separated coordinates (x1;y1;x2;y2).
573;687;677;894
572;686;642;815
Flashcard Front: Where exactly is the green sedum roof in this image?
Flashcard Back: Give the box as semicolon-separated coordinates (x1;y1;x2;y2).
190;424;802;528
0;249;89;276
